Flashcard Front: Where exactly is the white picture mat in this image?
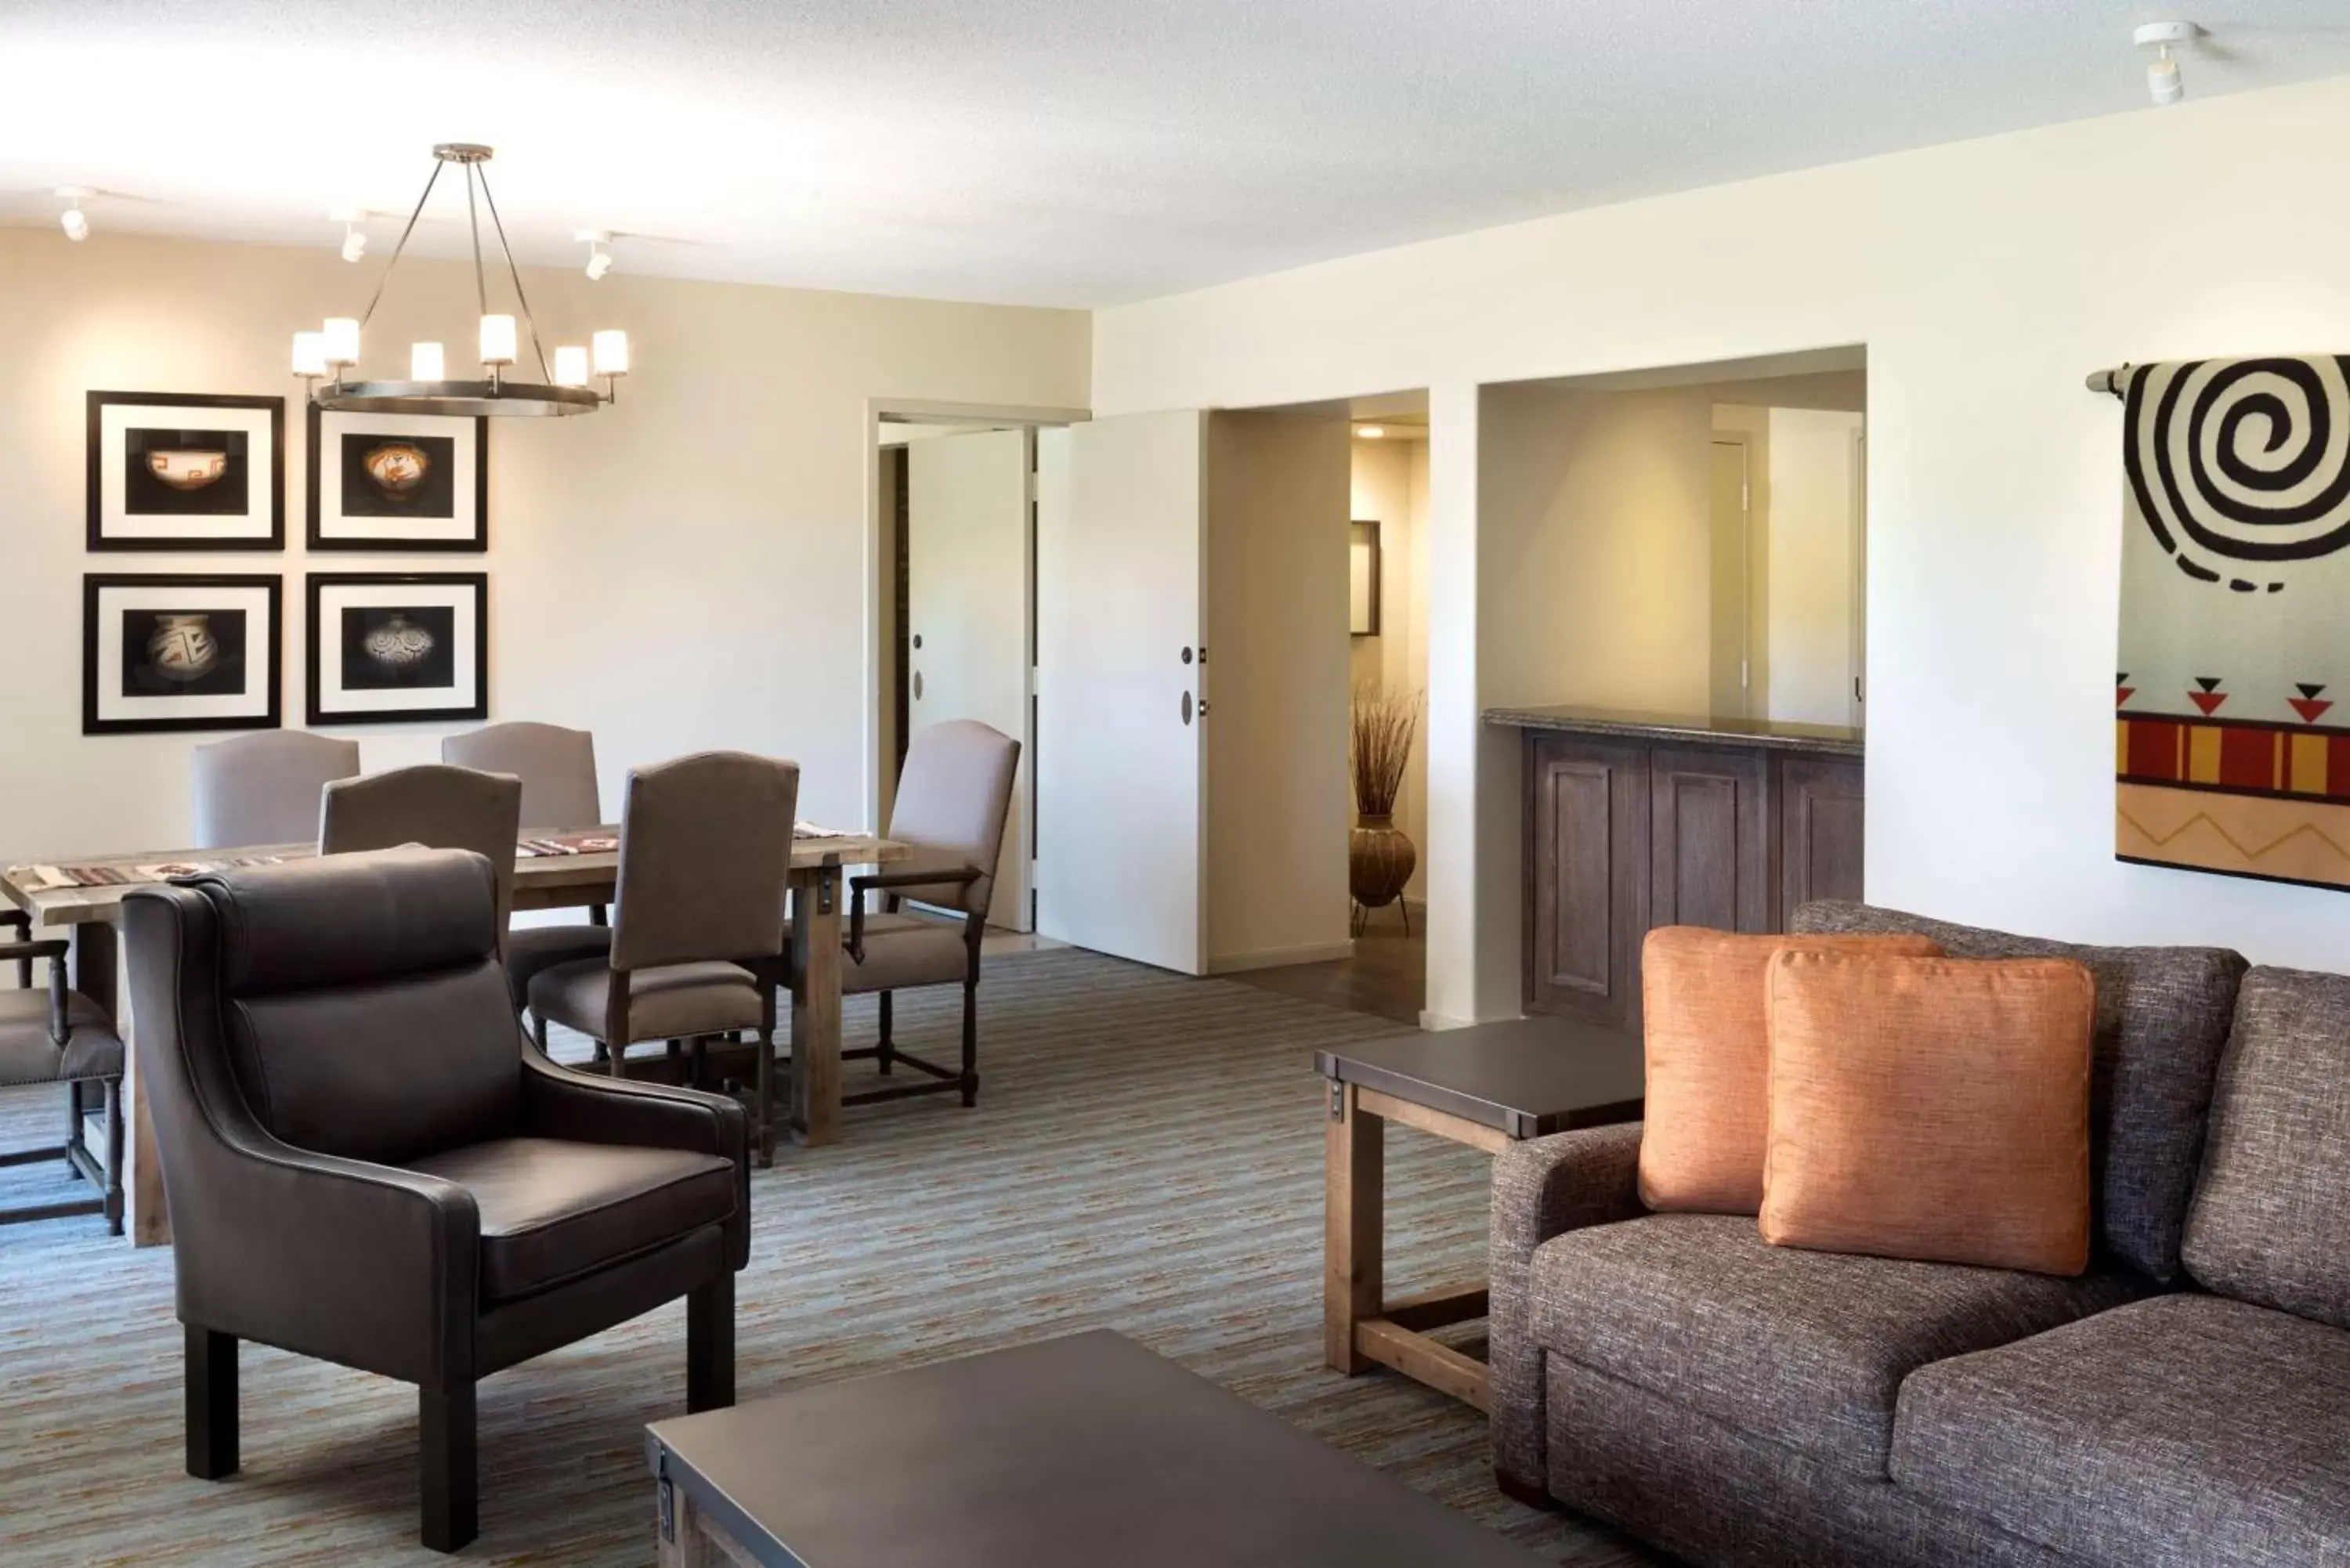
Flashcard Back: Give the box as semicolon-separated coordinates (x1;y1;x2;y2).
98;403;275;540
93;582;276;721
315;410;479;542
313;580;481;714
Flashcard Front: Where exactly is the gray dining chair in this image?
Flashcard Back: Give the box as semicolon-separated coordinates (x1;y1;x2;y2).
804;719;1019;1113
320;765;525;952
190;732;360;850
528;752;799;1163
443;722;613;1007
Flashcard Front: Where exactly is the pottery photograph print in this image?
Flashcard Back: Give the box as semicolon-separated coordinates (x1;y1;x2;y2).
84;574;281;735
309;406;486;550
307;573;486;724
88;392;284;550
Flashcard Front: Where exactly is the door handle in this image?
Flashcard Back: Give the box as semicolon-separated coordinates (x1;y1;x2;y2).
1180;692;1193;725
913;670;924;701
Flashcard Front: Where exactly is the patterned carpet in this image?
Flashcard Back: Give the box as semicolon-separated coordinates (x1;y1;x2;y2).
0;948;1656;1566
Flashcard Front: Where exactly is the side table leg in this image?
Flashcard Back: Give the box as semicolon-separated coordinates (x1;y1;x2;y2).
1324;1080;1383;1374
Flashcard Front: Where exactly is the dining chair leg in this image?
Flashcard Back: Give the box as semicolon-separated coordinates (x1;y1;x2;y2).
63;1080;84;1172
876;992;895;1075
687;1274;736;1413
419;1382;479;1553
754;976;778;1167
103;1078;125;1236
186;1326;238;1479
960;979;980;1107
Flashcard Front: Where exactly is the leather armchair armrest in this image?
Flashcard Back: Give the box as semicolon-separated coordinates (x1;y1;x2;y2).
1488;1122;1646;1500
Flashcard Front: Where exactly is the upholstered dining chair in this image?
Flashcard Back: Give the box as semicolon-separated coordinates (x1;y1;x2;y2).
320;764;524;951
802;719;1019;1113
122;848;749;1554
190;731;360;850
443;722;613;1008
0;917;125;1233
527;752;799;1164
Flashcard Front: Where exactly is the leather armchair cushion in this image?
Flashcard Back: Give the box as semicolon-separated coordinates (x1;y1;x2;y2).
841;913;969;995
504;923;613;1007
226;959;523;1164
402;1136;736;1302
0;991;123;1086
529;958;763;1044
190;847;501;998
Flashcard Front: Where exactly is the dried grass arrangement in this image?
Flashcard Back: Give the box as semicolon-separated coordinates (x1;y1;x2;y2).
1350;683;1419;818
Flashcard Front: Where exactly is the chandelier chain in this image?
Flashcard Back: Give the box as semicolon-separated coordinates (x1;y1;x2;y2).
475;165;554;385
357;157;445;331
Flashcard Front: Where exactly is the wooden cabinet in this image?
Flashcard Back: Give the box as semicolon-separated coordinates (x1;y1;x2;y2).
1521;732;1863;1024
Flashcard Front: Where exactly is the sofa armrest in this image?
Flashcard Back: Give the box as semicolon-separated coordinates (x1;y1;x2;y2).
1489;1122;1645;1501
516;1045;751;1268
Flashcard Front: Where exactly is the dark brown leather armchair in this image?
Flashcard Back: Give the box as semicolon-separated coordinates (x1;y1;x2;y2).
122;847;749;1554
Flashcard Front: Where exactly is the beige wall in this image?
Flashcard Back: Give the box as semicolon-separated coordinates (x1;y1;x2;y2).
1764;407;1867;726
1347;433;1430;903
1206;410;1352;969
1094;74;2350;1020
0;231;1087;862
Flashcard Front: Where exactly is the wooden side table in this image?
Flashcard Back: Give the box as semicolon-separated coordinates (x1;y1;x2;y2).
1315;1017;1643;1412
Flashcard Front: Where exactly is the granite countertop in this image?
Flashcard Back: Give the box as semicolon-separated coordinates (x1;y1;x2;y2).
1483;702;1864;757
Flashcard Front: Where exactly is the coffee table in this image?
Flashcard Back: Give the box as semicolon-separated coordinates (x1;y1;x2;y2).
647;1330;1546;1566
1315;1017;1644;1411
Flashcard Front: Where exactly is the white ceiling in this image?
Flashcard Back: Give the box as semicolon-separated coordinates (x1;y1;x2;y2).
4;2;2347;309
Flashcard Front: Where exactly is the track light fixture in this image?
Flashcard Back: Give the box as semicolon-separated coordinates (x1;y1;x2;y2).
2135;21;2198;107
333;208;369;263
56;186;92;243
577;229;613;281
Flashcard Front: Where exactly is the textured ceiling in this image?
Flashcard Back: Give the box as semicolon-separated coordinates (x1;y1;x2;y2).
3;1;2347;307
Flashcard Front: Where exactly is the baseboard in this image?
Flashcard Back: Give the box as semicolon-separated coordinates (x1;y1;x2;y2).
1418;1010;1480;1031
1205;941;1357;974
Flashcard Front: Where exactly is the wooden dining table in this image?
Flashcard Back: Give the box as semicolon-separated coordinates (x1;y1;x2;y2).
0;828;906;1246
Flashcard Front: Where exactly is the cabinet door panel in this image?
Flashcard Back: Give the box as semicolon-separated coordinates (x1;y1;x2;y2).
1525;735;1649;1026
1778;756;1866;920
1650;746;1771;934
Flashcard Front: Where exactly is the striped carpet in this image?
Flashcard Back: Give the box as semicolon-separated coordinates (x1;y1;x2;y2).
0;948;1657;1566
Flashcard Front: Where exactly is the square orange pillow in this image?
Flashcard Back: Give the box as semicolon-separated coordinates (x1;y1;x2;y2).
1759;949;2095;1276
1639;927;1943;1216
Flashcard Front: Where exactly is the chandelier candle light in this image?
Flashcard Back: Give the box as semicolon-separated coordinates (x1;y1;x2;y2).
291;143;627;417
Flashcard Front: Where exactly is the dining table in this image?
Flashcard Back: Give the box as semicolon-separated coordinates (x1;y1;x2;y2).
1;826;906;1246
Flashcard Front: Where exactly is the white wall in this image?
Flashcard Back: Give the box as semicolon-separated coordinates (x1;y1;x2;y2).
0;231;1089;862
1094;74;2350;1016
1206;410;1353;969
1764;408;1865;726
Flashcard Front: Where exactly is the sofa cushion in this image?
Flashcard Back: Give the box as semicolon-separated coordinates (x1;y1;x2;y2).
2183;966;2350;1329
1791;901;2246;1282
403;1136;737;1301
1893;1294;2350;1568
1530;1213;2138;1479
1636;927;1942;1216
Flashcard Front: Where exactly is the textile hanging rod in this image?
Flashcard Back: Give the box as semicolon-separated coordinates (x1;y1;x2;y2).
2084;365;2131;399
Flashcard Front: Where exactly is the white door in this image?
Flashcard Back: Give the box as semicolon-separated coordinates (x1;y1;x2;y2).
906;427;1033;929
1034;411;1207;974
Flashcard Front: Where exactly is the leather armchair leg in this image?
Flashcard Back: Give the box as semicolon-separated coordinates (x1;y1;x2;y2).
687;1274;736;1414
185;1326;238;1479
420;1383;478;1553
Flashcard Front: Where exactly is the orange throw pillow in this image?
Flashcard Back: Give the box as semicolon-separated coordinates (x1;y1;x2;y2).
1759;950;2095;1276
1639;927;1943;1216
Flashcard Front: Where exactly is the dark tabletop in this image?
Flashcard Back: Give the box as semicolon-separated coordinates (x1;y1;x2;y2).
648;1330;1547;1567
1481;700;1864;757
1314;1016;1645;1139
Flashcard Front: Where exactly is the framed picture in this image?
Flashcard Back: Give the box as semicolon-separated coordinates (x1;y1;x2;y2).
1350;519;1383;636
82;574;282;735
86;392;284;551
306;573;488;726
307;405;489;551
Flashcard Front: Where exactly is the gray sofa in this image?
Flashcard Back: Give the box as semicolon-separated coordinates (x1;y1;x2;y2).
1491;901;2350;1568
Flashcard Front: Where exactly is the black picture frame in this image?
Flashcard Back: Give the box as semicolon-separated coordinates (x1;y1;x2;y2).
86;392;285;552
82;573;284;735
306;572;489;726
306;404;490;551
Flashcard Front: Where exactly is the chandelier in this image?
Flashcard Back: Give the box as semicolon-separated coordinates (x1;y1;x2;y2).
291;143;627;417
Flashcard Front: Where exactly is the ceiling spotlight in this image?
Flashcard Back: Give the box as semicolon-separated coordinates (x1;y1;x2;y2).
2135;21;2198;107
331;208;368;263
1356;424;1386;439
577;228;613;281
56;186;92;243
